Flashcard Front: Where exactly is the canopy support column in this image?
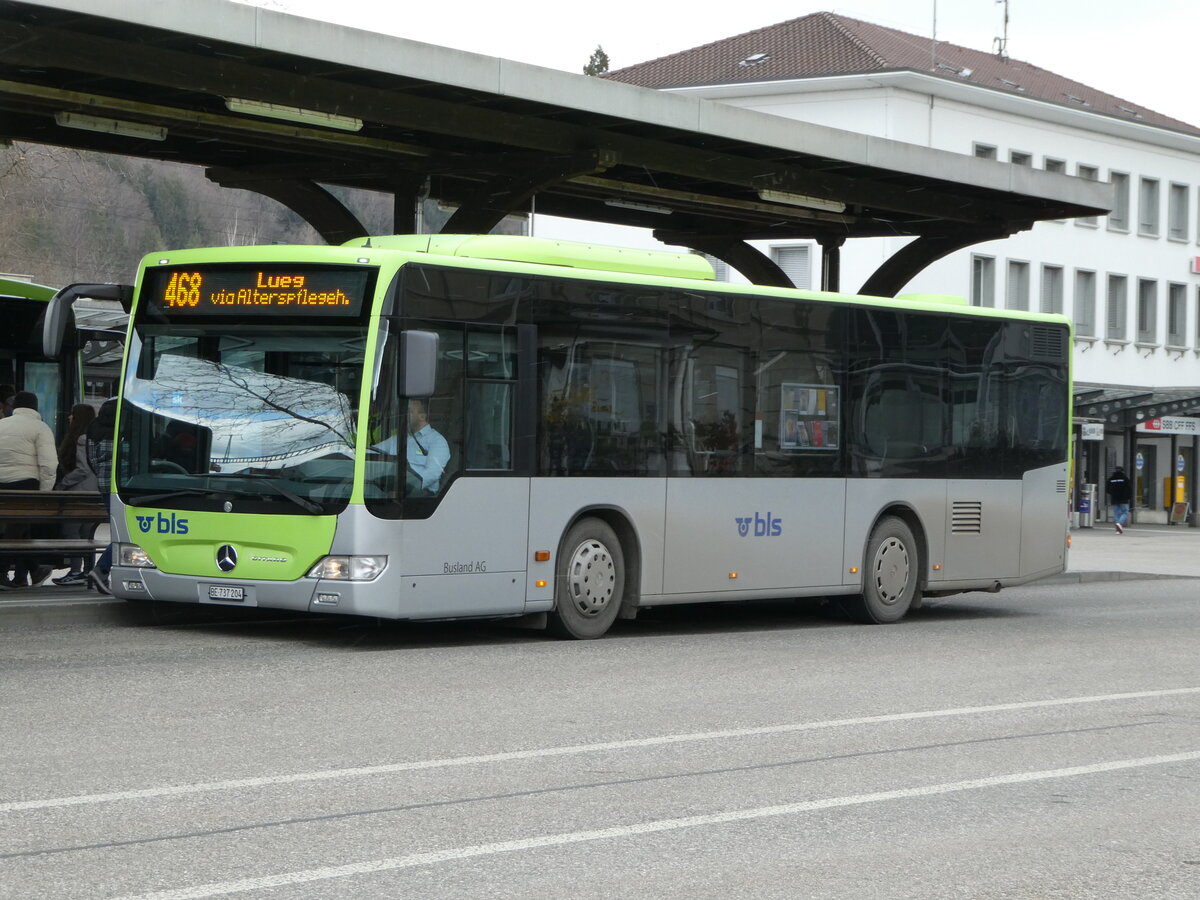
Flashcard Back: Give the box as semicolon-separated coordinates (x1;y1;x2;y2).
655;233;793;288
206;169;367;244
859;227;1015;297
440;150;616;235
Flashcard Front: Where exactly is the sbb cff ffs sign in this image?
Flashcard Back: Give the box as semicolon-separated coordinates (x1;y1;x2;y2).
1137;417;1200;435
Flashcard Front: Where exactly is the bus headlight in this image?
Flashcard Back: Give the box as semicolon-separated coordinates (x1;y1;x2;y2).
306;556;387;581
117;543;157;568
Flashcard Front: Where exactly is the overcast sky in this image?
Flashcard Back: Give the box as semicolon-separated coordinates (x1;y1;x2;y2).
242;0;1196;127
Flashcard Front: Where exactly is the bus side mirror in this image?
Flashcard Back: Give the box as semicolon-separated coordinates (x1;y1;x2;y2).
399;330;438;398
42;283;133;359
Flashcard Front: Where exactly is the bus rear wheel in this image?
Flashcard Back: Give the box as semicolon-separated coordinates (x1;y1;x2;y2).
844;516;919;624
548;518;624;639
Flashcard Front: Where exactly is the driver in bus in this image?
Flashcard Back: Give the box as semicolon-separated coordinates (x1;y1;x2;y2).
373;399;451;494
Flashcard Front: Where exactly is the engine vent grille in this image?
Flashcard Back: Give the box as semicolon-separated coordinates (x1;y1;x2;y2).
952;500;983;534
1056;480;1068;493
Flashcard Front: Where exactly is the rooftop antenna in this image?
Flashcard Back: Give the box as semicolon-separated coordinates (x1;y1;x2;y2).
930;0;938;70
993;0;1010;60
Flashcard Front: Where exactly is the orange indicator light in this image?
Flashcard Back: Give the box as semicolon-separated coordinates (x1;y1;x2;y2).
535;580;548;588
534;551;550;562
850;567;859;574
729;572;738;579
933;563;942;571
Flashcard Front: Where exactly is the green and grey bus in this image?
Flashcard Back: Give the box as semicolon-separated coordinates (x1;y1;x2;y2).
107;235;1070;637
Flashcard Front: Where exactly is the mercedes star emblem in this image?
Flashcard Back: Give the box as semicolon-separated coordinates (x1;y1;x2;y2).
216;544;238;572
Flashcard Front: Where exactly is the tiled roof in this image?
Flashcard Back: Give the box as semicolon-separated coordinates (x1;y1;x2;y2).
605;11;1200;137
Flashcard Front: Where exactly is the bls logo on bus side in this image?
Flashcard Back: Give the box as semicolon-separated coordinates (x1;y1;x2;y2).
735;512;783;537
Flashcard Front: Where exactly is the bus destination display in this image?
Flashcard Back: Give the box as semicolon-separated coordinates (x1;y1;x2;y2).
144;266;371;316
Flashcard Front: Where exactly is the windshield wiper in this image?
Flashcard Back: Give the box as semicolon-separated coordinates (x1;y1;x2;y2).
125;480;324;514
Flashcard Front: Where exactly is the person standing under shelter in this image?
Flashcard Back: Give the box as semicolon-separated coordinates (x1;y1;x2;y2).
0;391;57;588
1106;465;1133;534
85;398;118;594
52;403;98;586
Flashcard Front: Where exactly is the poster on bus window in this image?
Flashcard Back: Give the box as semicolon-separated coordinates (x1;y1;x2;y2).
780;383;838;451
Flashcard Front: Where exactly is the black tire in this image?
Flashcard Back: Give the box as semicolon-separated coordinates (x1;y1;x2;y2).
548;517;625;639
844;516;919;624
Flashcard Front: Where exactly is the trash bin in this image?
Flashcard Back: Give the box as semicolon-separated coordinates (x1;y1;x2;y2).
1078;483;1096;528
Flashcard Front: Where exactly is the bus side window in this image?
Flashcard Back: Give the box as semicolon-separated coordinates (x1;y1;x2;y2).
465;328;516;472
465;382;512;470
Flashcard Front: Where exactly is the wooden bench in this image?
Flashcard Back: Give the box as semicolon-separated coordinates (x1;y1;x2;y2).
0;489;109;564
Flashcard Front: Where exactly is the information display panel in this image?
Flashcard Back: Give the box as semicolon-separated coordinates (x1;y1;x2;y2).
141;265;372;317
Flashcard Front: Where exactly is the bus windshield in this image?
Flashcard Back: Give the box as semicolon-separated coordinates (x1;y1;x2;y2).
117;324;368;513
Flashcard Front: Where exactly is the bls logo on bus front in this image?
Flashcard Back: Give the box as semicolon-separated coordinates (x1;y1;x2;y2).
735;512;782;537
135;512;190;535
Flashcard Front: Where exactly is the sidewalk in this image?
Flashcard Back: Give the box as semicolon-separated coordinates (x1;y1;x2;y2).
1055;521;1200;583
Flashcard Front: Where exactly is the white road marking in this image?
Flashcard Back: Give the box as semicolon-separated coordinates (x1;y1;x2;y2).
114;749;1200;900
3;685;1198;814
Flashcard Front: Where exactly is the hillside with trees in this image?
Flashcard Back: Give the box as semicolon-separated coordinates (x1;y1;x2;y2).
0;143;397;287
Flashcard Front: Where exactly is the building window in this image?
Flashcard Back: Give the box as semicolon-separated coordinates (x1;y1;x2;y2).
1168;183;1189;241
770;244;812;290
1138;177;1160;237
1010;150;1033;167
1137;278;1157;344
1040;265;1064;314
1074;269;1096;337
1106;274;1128;340
1006;260;1030;310
1076;164;1100;227
970;255;995;307
1168;283;1187;346
1107;171;1130;232
973;143;997;160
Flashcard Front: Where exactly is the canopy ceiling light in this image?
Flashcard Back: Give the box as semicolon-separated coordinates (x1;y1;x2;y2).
54;111;167;141
603;198;673;215
224;98;363;132
756;189;846;214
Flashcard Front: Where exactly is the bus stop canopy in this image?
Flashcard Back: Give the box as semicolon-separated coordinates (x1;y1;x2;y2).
1075;386;1200;430
0;0;1110;294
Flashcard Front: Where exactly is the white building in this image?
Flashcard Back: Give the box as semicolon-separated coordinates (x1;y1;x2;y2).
584;11;1200;523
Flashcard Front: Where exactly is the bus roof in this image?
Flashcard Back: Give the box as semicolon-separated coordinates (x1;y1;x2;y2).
344;235;716;282
0;276;55;302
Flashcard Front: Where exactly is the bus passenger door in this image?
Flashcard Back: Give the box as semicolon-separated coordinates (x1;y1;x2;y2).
392;323;531;618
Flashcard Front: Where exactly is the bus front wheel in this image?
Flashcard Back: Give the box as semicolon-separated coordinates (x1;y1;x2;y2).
548;518;624;639
845;516;919;624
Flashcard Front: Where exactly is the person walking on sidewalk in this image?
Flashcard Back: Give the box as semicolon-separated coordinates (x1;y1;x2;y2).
1107;466;1133;534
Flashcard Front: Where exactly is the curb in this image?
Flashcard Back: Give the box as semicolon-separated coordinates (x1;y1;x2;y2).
1037;571;1200;585
0;595;131;627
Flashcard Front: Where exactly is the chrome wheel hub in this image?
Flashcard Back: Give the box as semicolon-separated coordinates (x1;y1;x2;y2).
566;538;616;618
872;537;909;605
